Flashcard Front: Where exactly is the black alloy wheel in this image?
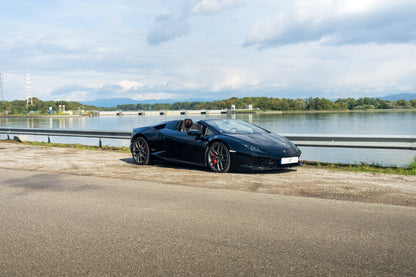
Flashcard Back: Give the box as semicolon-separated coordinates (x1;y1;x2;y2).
132;137;150;165
207;142;231;173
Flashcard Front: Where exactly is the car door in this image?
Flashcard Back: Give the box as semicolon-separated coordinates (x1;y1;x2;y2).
160;128;207;165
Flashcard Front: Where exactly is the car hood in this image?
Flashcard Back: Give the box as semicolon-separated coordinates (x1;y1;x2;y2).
227;133;300;156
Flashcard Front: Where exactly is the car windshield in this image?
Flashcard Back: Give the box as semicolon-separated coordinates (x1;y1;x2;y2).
207;119;268;134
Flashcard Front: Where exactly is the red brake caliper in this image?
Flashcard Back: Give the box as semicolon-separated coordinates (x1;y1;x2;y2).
213;150;217;165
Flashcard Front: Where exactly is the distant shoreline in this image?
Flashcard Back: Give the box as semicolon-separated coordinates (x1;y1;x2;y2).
235;108;416;114
0;115;83;119
1;108;415;118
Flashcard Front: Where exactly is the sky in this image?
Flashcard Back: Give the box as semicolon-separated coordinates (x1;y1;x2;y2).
0;0;415;103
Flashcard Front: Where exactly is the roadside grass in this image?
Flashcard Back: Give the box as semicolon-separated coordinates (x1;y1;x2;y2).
302;159;416;176
0;139;131;153
1;139;415;175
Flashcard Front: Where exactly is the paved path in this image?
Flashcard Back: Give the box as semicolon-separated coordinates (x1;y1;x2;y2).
1;168;415;276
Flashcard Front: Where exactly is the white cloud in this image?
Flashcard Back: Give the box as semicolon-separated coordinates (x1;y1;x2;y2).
191;0;245;14
397;85;413;91
1;0;416;103
147;13;190;45
244;0;416;48
211;72;261;92
118;80;145;90
131;92;180;101
55;90;89;102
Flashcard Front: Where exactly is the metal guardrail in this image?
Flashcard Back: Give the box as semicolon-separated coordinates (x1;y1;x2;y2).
0;127;415;150
0;127;131;139
0;128;131;147
283;134;416;150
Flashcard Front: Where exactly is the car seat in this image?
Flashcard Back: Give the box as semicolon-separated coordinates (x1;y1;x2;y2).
184;119;193;130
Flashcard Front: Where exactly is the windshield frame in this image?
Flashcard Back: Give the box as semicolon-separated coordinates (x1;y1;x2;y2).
201;119;269;135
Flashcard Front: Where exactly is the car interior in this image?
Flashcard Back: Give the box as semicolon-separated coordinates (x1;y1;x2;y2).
176;119;205;135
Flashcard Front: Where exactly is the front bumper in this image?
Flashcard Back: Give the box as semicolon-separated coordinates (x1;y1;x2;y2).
230;152;302;171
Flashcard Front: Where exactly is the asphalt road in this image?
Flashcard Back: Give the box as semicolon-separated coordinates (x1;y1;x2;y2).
0;168;415;276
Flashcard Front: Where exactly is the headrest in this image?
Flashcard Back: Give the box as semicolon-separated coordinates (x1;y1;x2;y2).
184;119;193;128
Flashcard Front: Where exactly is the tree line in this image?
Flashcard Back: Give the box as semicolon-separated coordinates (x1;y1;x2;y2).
1;96;415;115
0;98;101;115
112;97;416;111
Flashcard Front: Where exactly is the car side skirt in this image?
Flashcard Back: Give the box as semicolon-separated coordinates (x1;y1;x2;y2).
152;151;206;168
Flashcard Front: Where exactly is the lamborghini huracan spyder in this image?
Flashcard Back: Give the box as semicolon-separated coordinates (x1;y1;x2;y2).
130;118;301;173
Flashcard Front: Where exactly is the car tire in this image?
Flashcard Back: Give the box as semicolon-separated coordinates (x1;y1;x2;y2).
207;142;231;173
131;137;151;165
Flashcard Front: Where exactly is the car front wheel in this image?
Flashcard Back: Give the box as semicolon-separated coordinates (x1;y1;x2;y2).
132;137;150;165
207;142;231;173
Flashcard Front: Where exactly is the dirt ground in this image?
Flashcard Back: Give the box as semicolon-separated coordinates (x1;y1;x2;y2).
1;141;415;207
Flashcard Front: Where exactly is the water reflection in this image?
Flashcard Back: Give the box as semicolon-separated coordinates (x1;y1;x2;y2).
26;118;34;128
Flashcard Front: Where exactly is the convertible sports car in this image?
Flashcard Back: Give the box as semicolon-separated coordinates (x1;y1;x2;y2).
130;118;301;173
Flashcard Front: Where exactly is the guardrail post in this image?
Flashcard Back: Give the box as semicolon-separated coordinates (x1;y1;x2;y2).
48;136;51;143
99;138;102;148
7;134;10;140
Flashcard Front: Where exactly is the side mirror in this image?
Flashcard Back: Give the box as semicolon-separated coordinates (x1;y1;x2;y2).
187;130;202;136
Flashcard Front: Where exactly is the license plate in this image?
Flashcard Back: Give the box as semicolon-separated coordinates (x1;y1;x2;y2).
281;157;299;164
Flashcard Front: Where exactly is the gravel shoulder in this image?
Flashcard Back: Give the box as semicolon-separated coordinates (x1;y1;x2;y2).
1;141;415;207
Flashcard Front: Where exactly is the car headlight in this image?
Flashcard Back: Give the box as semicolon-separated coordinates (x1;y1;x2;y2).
243;143;262;152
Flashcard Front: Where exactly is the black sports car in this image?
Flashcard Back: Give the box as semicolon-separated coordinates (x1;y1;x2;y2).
130;118;301;173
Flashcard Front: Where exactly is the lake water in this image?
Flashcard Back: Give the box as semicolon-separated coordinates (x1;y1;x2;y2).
1;111;415;167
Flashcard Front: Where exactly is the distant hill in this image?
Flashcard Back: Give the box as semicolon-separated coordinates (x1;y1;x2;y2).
81;98;137;107
81;98;177;108
81;98;207;108
81;93;416;108
378;93;416;101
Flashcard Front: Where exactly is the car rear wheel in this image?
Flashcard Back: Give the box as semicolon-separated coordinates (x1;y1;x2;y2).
132;137;150;165
207;142;231;173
